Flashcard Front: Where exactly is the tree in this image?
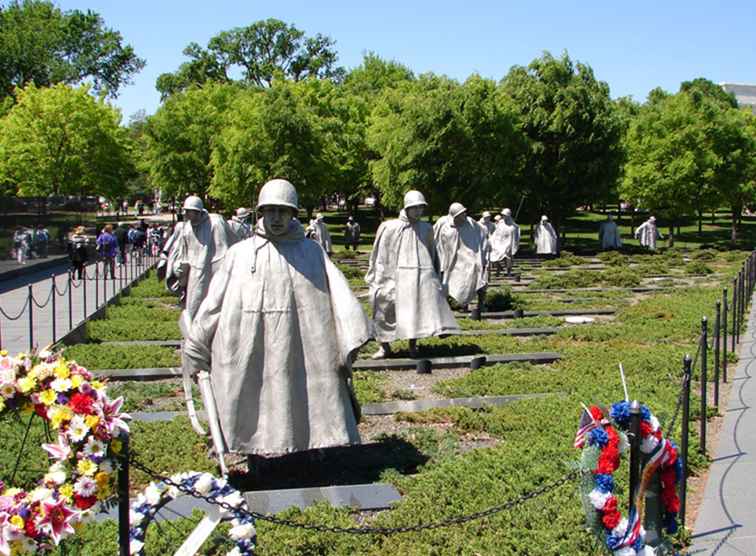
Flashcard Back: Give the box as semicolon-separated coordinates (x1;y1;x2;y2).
156;18;342;98
367;73;522;214
499;51;623;232
0;83;135;201
0;0;144;99
141;83;240;204
210;79;333;212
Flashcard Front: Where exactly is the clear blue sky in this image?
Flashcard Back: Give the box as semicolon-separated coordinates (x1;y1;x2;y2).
57;0;756;122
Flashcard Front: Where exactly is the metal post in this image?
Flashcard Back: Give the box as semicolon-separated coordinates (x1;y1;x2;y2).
51;275;57;344
700;317;708;453
118;433;130;556
27;285;33;352
82;266;87;320
732;279;737;352
629;400;642;513
680;354;692;526
723;289;728;383
95;262;100;309
67;271;73;332
714;301;721;408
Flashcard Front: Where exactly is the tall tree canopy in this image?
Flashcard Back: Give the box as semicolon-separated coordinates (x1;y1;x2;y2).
0;0;144;99
500;51;623;228
156;18;342;98
0;83;135;199
142;83;240;203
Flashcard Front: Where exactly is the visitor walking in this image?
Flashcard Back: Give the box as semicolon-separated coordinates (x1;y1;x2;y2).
96;224;118;279
13;226;32;264
68;226;89;279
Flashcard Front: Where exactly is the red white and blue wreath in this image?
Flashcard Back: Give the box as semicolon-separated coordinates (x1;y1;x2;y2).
129;471;256;555
575;401;682;556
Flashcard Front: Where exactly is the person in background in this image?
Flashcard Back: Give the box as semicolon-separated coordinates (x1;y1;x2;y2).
96;224;118;279
68;226;89;279
344;216;361;251
114;222;129;265
13;226;31;264
32;225;50;258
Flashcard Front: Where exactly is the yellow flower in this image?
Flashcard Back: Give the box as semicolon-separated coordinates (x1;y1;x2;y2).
9;515;24;529
0;350;7;356
27;366;39;379
95;471;112;499
91;380;104;391
54;361;70;379
111;439;123;454
39;389;57;406
0;399;5;412
85;415;100;429
19;403;33;416
17;376;36;393
77;459;98;476
49;405;73;428
71;374;83;388
59;483;74;501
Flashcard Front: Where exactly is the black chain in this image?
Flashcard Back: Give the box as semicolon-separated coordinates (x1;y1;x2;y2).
53;279;70;296
0;298;28;321
662;371;688;438
129;456;580;535
31;286;54;309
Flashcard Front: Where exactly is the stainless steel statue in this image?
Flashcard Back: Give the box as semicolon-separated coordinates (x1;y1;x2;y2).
489;208;520;275
228;207;253;241
635;216;662;250
534;215;558;255
184;179;369;456
434;202;489;310
598;214;622;250
366;190;459;359
306;213;332;254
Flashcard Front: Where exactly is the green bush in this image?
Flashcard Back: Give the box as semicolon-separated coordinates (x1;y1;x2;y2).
530;269;595;290
596;251;627;266
484;286;520;311
128;272;177;298
106;303;181;322
63;344;180;370
600;269;641;288
541;251;584;268
87;319;182;341
684;261;714;275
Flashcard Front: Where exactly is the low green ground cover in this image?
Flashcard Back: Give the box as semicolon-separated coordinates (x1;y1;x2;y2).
87;319;181;341
63;344;180;369
127;272;177;298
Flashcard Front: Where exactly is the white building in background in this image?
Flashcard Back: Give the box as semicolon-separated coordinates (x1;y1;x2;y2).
720;83;756;114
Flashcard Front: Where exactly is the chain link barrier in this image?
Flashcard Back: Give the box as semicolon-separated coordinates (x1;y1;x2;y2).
0;298;29;321
31;286;54;309
128;455;580;535
53;278;70;297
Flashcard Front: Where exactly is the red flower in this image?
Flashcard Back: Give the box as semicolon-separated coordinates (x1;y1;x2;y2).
25;518;38;538
602;509;621;530
34;403;47;418
605;426;620;448
640;421;653;437
602;496;618;513
590;406;604;421
597;446;620;474
69;392;94;415
661;488;680;513
73;495;97;510
660;466;677;489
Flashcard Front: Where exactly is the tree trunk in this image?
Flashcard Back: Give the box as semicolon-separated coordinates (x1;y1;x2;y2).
697;210;702;235
731;208;738;244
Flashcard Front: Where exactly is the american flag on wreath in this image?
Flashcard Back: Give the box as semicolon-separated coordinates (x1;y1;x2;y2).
574;405;607;449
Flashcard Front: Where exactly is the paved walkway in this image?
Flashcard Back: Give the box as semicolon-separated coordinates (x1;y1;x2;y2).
0;257;156;354
690;291;756;555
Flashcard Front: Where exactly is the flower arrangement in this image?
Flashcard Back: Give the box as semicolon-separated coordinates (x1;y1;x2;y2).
0;350;129;555
129;471;256;555
576;401;682;556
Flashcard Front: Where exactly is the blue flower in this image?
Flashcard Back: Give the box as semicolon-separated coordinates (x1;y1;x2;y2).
594;474;614;493
640;404;651;421
610;401;631;426
588;427;609;448
606;533;623;550
664;512;678;534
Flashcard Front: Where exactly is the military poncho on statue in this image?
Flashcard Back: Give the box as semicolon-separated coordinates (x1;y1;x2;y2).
598;215;622;250
635;216;662;250
166;196;237;434
478;211;495;237
228;207;253;241
434;202;488;308
366;190;458;359
184;179;369;455
307;213;332;254
534;215;558;255
489;208;520;275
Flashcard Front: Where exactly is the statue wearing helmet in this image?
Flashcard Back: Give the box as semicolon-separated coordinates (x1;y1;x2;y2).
228;207;253;241
433;202;489;310
366;190;459;359
305;212;332;255
489;208;521;275
634;215;662;250
184;178;369;461
598;214;622;250
534;215;558;255
165;194;237;434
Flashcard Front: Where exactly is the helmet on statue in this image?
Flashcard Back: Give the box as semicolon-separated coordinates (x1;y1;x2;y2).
403;190;427;210
257;179;299;210
448;202;467;218
182;195;205;213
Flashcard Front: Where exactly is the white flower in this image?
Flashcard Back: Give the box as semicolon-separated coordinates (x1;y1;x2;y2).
0;383;16;398
220;491;244;509
229;522;256;540
83;437;106;458
44;462;67;485
611;517;629;537
38;347;53;359
194;474;215;496
129;539;144;555
74;477;97;497
31;487;54;503
129;509;145;526
613;548;637;556
642;546;655;556
99;460;114;474
144;483;164;506
589;489;611;510
50;377;73;392
640;435;660;454
649;414;660;432
226;548;243;556
67;415;89;442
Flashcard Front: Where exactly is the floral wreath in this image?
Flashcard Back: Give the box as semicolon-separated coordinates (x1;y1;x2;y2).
129;471;256;555
0;350;130;555
575;401;682;556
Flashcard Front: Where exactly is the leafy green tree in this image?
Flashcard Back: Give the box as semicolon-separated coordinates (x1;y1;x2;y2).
0;0;144;99
499;51;623;231
0;83;135;201
156;18;342;98
210;79;333;212
367;74;522;215
141;83;240;204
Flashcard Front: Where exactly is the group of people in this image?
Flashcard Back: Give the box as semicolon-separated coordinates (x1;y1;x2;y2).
11;225;50;264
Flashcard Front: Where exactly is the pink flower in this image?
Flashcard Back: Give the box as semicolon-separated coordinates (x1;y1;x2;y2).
0;512;12;555
98;396;130;434
42;438;71;462
38;498;77;545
